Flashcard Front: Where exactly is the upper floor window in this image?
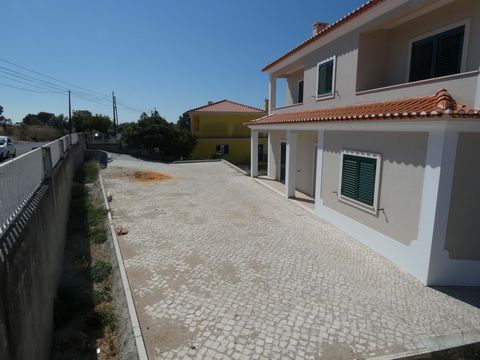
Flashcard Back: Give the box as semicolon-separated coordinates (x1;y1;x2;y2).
409;25;465;82
298;80;304;103
317;56;336;99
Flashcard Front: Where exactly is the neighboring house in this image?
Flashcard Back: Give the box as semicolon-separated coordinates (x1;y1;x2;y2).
188;100;266;164
247;0;480;286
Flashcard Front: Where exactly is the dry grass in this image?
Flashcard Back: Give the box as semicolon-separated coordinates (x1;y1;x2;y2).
133;171;172;182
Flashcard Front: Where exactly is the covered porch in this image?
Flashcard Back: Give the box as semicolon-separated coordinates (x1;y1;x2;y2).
250;128;324;212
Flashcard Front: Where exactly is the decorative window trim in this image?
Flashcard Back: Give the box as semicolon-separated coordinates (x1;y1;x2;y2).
338;149;382;215
316;55;336;100
406;18;471;83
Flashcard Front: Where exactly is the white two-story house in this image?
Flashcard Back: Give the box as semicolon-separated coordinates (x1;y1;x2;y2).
247;0;480;286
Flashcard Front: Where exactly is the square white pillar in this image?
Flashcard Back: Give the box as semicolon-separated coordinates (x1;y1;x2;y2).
269;75;276;113
315;130;325;211
250;130;259;178
416;128;458;285
267;132;274;178
285;131;297;198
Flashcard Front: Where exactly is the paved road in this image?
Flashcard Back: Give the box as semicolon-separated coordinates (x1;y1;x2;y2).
102;154;480;360
15;141;50;156
0;141;50;164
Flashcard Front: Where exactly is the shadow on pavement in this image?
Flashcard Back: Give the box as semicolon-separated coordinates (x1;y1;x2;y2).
432;286;480;309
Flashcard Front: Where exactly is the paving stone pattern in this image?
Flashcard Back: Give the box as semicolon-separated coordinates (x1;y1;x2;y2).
102;155;480;360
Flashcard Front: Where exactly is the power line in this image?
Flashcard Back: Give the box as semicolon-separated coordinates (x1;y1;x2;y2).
0;57;149;114
0;57;109;99
0;73;66;94
0;81;64;94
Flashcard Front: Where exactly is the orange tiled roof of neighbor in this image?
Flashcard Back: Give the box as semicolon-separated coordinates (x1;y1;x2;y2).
188;100;264;113
248;90;480;126
262;0;385;72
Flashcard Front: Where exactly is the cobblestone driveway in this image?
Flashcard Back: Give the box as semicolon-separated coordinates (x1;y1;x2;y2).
102;155;480;360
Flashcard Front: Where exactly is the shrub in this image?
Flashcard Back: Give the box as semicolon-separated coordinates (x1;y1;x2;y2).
90;226;107;244
91;260;112;283
83;160;99;183
87;204;107;227
93;286;112;305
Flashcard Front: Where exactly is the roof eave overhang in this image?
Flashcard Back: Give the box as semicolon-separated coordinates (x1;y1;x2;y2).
247;117;480;132
262;0;413;74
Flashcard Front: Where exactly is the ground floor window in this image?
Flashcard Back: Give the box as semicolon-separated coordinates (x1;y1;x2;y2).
216;144;230;155
339;150;381;213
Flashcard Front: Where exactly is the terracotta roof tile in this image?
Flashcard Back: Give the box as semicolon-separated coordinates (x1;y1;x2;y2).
188;100;264;113
248;89;480;126
263;0;385;72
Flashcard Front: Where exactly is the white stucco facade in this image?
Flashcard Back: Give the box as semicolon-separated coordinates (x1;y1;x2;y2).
249;0;480;286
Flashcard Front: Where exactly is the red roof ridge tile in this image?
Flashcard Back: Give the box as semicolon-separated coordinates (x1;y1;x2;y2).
248;90;479;126
188;99;264;113
262;0;385;72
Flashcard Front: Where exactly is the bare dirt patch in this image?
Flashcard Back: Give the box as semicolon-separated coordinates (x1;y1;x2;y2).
133;171;172;182
145;318;194;355
219;260;240;284
184;254;204;268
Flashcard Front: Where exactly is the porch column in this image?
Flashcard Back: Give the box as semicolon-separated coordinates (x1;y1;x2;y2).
268;75;276;112
250;130;259;178
267;132;274;178
285;130;297;198
315;130;325;210
416;128;458;285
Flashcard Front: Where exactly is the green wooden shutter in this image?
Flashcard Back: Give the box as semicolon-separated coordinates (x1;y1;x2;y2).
357;158;376;206
410;39;434;81
435;26;464;77
317;60;334;96
341;156;359;200
341;154;377;207
410;25;464;82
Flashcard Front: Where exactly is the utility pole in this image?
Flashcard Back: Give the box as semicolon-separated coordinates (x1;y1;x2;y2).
68;90;72;134
112;91;117;137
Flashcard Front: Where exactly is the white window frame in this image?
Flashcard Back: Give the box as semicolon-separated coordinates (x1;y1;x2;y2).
338;149;382;215
406;18;471;83
316;55;336;101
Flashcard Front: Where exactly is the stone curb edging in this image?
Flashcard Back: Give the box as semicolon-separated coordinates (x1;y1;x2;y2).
171;159;222;164
368;327;480;360
220;160;248;175
171;159;249;176
98;173;149;360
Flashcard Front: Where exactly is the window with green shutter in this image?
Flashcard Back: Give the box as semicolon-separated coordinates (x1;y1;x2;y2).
340;152;380;211
317;57;335;97
409;25;465;82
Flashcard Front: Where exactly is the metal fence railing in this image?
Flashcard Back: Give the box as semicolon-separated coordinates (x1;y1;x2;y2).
0;134;83;233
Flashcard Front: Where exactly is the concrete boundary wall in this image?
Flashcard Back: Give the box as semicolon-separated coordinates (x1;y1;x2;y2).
0;134;83;232
0;139;85;360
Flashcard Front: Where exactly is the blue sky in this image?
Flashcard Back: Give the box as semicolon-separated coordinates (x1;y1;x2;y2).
0;0;364;124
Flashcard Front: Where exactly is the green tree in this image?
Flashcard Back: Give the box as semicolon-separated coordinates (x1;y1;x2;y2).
177;112;191;131
0;105;11;127
122;110;196;159
71;110;112;133
22;112;67;128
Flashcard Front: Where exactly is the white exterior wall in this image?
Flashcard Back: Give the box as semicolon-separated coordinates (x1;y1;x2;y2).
252;122;480;286
295;132;317;196
270;0;480;114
